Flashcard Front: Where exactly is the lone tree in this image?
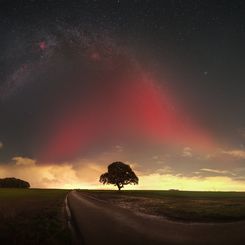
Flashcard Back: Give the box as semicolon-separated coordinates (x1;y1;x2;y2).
100;161;138;190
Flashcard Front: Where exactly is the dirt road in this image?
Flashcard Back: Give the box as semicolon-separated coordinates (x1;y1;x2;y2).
68;190;245;245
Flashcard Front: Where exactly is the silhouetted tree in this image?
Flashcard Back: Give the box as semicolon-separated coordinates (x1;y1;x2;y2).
0;177;30;188
100;162;138;190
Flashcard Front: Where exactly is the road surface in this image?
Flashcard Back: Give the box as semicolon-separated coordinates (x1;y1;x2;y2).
67;190;245;245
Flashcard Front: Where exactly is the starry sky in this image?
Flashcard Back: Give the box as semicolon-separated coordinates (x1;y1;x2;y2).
0;0;245;190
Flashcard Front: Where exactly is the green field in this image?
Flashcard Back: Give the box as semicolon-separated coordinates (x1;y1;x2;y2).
0;188;70;244
80;190;245;222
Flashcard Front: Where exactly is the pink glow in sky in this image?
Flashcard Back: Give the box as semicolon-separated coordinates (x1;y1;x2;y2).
39;68;215;162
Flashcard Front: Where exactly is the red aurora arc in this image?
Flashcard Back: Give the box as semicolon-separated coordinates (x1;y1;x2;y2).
38;49;215;162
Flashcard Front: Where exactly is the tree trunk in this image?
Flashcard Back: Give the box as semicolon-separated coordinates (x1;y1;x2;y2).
117;183;123;191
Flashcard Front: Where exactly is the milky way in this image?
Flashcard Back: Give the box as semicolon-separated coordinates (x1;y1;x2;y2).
0;27;215;162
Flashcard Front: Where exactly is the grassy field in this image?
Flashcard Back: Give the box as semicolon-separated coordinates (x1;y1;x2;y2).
0;188;70;244
80;190;245;222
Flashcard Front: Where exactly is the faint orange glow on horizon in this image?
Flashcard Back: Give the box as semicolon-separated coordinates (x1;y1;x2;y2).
61;175;245;192
0;157;245;192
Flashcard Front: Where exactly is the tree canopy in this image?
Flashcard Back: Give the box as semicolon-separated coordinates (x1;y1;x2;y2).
100;162;138;190
0;177;30;188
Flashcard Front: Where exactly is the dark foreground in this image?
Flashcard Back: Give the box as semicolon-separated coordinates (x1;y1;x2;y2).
0;188;70;244
68;190;245;245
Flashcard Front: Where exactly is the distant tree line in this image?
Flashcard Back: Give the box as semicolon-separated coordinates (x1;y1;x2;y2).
0;177;30;188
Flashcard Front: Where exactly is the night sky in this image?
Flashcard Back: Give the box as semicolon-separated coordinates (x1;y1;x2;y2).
0;0;245;190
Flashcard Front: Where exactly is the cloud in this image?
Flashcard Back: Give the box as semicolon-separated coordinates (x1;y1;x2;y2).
0;155;137;189
181;147;193;157
115;145;124;153
195;148;245;161
221;149;245;159
0;154;245;191
152;155;159;160
12;156;36;166
200;168;234;175
155;166;172;174
151;155;165;164
0;156;103;189
0;141;3;149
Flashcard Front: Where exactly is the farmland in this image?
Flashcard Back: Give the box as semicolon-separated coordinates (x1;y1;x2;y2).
79;190;245;222
0;188;70;244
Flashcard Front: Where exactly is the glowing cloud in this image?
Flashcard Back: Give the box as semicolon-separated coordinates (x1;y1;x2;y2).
0;157;244;191
222;149;245;159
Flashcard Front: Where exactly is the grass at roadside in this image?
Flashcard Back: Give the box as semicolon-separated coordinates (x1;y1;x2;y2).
79;190;245;222
0;188;70;244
